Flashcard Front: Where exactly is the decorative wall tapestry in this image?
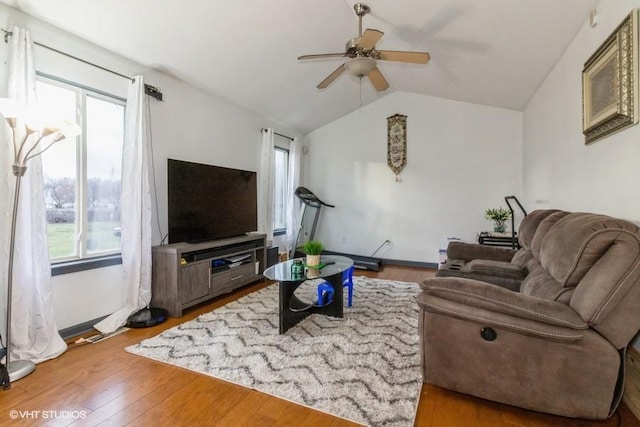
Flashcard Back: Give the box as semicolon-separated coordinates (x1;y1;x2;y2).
387;114;407;181
582;8;639;144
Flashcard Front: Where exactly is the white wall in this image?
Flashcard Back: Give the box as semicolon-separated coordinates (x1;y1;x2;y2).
0;4;299;331
523;0;640;221
304;91;522;264
522;0;640;348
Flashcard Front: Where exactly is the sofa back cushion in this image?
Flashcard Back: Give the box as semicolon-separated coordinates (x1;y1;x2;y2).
530;211;570;260
511;210;563;270
515;211;570;283
517;209;562;250
540;214;634;285
538;212;640;348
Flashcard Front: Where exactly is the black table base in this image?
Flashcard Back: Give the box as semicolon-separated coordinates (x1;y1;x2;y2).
279;273;343;334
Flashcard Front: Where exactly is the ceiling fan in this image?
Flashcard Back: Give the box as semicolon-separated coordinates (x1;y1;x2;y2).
298;3;430;92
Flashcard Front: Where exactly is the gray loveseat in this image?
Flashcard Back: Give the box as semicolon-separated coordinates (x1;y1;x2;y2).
418;211;640;419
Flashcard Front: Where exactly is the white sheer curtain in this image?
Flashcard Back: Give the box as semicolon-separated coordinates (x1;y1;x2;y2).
0;27;66;363
284;138;301;255
94;76;152;334
258;128;275;244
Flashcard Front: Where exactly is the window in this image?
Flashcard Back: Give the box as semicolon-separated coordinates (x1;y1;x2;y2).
273;146;289;235
36;76;125;263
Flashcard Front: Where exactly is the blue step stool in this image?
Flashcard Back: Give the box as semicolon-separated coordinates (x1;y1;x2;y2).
316;266;355;307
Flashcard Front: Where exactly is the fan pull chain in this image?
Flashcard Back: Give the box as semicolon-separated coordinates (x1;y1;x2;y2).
359;76;363;106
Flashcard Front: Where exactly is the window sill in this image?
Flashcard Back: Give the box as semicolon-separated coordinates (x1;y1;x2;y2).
51;254;122;276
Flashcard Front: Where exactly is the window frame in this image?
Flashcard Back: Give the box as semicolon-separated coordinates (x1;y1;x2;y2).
36;72;126;274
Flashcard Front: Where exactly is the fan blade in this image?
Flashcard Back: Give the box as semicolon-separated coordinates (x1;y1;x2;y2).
358;29;384;50
377;50;430;64
298;53;348;60
368;67;389;92
317;63;346;89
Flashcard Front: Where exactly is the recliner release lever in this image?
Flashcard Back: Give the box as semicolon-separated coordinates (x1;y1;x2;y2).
481;327;497;341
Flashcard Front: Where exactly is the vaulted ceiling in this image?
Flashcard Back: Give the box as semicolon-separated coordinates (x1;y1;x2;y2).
1;0;598;134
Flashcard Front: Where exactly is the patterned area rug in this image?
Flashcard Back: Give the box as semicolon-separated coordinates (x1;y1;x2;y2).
125;277;422;426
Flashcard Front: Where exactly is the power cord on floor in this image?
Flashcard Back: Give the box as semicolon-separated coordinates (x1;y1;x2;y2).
370;240;391;257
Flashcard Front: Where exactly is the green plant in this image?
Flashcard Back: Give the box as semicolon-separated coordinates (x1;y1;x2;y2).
484;207;511;223
485;207;511;232
301;240;323;255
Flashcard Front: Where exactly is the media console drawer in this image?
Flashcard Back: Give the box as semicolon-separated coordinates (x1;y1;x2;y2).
211;263;256;293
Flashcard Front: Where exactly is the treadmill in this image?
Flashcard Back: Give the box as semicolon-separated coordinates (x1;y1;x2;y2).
292;186;381;271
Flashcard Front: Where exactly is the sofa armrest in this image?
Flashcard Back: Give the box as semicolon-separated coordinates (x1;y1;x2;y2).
467;259;526;280
418;277;588;340
446;242;516;263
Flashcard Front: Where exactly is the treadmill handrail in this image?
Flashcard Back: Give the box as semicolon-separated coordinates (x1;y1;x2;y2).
504;195;527;250
295;186;335;208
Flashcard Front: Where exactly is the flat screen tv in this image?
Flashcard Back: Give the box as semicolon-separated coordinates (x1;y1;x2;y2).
167;159;258;244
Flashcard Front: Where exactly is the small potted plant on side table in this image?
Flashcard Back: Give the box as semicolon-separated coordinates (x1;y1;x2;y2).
485;207;511;233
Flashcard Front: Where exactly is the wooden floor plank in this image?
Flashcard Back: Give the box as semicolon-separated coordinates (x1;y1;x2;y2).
92;369;202;427
0;265;637;426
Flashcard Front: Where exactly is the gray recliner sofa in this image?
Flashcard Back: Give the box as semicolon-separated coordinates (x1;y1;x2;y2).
418;211;640;419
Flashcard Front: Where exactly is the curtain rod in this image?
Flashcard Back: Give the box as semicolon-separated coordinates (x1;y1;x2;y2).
2;28;133;82
1;28;164;101
261;128;294;141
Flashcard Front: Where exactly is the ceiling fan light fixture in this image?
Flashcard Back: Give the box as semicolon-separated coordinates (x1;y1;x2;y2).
298;3;429;91
345;57;376;77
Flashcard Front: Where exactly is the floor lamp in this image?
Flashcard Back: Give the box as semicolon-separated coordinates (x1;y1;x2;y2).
0;99;80;387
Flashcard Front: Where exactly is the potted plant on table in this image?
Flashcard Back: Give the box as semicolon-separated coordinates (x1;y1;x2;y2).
485;207;511;233
301;240;323;267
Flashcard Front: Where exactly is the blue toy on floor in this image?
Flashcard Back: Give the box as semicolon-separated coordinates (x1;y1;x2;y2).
316;266;355;307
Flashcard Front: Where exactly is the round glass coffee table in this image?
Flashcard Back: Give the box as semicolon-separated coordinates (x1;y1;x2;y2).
263;255;353;334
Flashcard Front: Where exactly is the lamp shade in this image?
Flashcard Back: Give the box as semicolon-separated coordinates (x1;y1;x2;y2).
345;57;376;77
0;98;26;127
0;99;80;137
44;120;81;138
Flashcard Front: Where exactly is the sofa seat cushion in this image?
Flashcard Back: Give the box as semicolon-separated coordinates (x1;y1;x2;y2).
520;262;575;304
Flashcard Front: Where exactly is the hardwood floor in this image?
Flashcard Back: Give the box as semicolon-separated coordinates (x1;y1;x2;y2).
2;265;638;426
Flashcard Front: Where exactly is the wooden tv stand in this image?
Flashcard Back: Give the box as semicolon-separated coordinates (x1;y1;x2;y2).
151;234;267;317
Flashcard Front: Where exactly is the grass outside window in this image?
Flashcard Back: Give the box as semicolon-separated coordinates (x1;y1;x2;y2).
47;221;120;260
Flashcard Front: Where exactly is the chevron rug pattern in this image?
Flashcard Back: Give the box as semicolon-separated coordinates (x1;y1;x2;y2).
125;277;422;426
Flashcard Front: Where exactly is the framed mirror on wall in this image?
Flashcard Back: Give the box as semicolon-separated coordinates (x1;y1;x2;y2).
582;8;639;144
